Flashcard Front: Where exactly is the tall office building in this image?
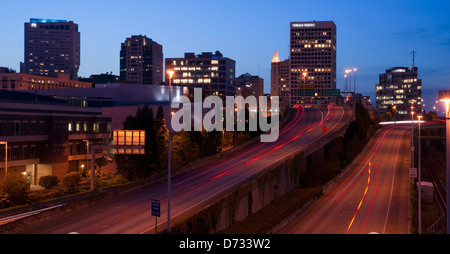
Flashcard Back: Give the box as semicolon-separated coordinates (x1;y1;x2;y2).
289;21;337;107
165;51;236;100
24;18;80;80
120;35;163;85
271;50;291;109
375;66;422;119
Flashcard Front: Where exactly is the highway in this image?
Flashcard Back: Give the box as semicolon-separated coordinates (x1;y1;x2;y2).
277;124;412;234
11;104;351;234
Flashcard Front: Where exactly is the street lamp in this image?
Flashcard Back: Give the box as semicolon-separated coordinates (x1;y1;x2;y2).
417;115;422;234
302;72;307;153
353;68;357;93
438;90;450;234
83;139;89;176
345;69;353;92
302;72;308;105
0;141;7;176
345;69;349;92
411;102;415;169
166;69;174;233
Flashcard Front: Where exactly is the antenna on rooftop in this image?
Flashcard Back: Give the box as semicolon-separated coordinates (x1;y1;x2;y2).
410;50;416;70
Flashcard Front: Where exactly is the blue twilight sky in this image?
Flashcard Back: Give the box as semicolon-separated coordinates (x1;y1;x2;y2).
1;0;450;113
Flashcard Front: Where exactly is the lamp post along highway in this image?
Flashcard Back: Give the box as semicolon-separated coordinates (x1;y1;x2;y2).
167;69;174;233
417;115;422;234
0;141;6;176
411;103;415;169
302;72;307;153
439;90;450;234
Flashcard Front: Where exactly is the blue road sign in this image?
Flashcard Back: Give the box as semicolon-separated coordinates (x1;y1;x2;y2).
151;199;160;217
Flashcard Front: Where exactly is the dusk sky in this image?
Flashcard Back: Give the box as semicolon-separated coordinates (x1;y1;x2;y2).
1;0;449;113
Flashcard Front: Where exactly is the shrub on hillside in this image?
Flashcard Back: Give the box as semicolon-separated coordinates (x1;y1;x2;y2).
38;175;60;189
0;173;29;205
0;193;10;209
62;172;81;192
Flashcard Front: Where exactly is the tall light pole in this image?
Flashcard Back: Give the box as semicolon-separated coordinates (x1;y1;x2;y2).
438;90;450;234
417;115;422;234
302;72;307;153
353;68;357;93
345;69;349;92
344;74;347;93
83;139;89;176
411;102;415;169
166;69;174;233
349;69;352;93
0;141;7;176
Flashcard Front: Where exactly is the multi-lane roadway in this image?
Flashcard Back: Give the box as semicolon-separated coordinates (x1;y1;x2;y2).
11;104;351;234
278;124;412;234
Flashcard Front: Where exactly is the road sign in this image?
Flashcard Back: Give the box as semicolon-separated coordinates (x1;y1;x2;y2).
409;168;417;178
298;85;316;90
151;199;160;217
324;89;340;96
299;90;315;96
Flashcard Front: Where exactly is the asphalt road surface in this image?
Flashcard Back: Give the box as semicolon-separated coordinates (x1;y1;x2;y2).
12;104;351;234
277;124;412;234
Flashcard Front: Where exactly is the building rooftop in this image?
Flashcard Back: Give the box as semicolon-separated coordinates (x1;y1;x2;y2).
0;89;67;105
29;18;68;23
272;50;280;63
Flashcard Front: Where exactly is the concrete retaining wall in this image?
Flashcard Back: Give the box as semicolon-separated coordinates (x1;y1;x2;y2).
170;152;306;234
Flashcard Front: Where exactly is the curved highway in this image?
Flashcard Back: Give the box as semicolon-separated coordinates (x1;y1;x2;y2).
13;104;351;234
278;124;412;234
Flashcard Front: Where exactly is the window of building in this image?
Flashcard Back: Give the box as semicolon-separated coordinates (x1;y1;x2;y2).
23;146;28;160
13;147;19;160
30;146;36;159
39;122;44;135
14;122;20;136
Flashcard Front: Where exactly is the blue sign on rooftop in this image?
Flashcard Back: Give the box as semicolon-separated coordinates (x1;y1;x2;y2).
30;18;68;23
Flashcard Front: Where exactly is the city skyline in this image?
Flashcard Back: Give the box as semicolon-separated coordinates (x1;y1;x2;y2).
0;0;449;113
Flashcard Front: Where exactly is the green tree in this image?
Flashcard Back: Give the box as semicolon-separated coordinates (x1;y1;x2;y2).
115;104;157;180
154;105;168;171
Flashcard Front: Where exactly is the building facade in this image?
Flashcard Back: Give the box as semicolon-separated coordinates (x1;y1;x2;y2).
165;51;236;100
0;90;111;184
0;72;91;90
120;35;163;85
271;50;291;109
289;21;337;107
375;66;422;119
24;18;80;80
235;73;264;98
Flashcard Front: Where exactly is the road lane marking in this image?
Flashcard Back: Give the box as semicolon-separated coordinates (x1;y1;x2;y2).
346;162;371;233
0;204;66;226
382;129;403;234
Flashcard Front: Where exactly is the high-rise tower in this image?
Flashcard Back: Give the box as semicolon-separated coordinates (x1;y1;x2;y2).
289;21;337;107
271;50;290;109
120;35;163;85
24;18;80;80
